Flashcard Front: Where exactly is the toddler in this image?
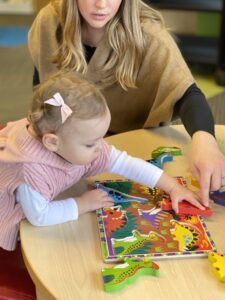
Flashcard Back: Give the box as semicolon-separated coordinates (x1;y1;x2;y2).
0;72;204;250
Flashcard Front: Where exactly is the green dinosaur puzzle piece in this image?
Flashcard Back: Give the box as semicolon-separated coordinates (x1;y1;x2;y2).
101;258;160;292
151;146;182;159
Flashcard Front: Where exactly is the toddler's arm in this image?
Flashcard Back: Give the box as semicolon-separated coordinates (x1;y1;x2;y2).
109;146;163;188
16;183;78;226
109;146;205;213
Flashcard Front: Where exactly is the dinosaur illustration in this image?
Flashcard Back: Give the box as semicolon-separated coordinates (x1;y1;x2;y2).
111;229;165;255
102;257;160;292
138;207;170;228
103;206;127;237
170;220;207;251
96;183;148;204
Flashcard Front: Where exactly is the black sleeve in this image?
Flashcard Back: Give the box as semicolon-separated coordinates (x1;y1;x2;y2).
33;67;40;86
174;83;215;137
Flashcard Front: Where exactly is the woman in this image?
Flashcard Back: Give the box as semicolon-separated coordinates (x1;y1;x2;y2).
28;0;225;206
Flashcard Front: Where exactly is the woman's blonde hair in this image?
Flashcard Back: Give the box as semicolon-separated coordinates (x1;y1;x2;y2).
28;71;108;138
52;0;164;89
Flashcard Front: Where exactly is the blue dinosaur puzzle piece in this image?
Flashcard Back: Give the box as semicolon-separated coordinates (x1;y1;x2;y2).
95;183;148;204
147;153;173;169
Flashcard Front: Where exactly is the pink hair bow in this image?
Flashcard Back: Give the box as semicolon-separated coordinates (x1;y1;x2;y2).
44;93;73;123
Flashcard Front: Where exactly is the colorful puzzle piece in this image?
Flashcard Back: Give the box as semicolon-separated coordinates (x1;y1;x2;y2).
190;176;200;189
101;258;160;292
148;153;173;169
209;190;225;206
151;146;182;159
95;183;148;204
161;198;212;217
208;252;225;282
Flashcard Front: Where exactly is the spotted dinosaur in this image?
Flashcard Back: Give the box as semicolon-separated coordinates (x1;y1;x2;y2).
170;219;208;251
102;257;160;292
111;229;165;255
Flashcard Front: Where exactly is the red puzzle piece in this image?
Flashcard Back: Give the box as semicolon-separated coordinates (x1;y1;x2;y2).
161;198;212;217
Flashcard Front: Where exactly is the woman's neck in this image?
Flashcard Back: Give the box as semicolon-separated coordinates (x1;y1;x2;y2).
82;24;105;47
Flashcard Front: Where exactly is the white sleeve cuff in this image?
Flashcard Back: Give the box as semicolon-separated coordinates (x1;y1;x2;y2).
16;183;78;226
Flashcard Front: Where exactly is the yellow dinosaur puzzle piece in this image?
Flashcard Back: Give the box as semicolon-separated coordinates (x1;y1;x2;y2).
208;252;225;282
190;176;200;189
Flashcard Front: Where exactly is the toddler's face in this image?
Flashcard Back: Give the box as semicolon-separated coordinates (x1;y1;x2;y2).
56;108;111;165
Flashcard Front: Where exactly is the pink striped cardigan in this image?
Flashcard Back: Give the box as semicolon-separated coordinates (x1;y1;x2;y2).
0;119;110;250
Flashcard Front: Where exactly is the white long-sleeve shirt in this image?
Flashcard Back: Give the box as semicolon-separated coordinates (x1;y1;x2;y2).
16;146;163;226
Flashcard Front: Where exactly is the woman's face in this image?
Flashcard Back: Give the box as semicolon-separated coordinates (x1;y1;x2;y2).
77;0;122;31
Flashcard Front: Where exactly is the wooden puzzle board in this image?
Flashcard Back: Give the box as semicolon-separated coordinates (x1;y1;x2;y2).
95;179;216;262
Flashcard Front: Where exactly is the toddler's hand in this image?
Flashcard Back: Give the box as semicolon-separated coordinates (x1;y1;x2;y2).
76;189;114;216
169;184;205;214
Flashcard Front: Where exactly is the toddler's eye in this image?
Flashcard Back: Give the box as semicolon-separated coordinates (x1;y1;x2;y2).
86;144;95;148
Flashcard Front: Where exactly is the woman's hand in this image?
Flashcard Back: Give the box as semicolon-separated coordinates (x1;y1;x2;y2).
190;131;225;206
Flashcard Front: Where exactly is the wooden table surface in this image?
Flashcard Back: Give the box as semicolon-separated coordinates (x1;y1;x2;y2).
20;125;225;300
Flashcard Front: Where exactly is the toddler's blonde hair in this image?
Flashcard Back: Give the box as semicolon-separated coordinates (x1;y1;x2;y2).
28;71;108;138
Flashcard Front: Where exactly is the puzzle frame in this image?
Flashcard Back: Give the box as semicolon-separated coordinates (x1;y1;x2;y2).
95;179;216;262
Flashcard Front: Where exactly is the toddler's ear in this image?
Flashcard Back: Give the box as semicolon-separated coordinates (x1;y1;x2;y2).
42;133;59;152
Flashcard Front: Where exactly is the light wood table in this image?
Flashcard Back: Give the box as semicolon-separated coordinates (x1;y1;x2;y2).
20;125;225;300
